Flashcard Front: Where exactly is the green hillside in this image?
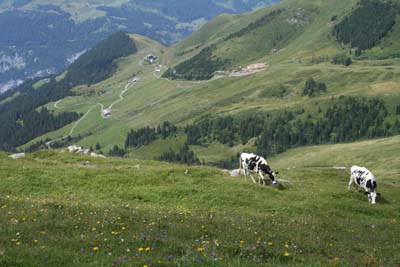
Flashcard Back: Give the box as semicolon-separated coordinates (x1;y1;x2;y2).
6;0;399;166
1;136;400;266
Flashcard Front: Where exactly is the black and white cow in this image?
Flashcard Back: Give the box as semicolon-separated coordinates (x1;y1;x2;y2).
239;152;279;185
348;165;380;204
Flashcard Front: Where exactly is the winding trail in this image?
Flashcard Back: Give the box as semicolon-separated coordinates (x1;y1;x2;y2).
46;79;137;149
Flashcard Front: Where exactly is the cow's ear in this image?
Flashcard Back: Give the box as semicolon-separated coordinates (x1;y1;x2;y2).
275;171;279;175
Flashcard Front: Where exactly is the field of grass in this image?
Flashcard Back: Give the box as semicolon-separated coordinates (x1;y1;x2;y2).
2;135;400;266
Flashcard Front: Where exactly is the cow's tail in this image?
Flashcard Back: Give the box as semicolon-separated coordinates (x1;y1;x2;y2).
239;156;242;170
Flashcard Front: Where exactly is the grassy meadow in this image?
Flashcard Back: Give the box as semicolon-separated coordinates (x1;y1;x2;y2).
2;136;400;266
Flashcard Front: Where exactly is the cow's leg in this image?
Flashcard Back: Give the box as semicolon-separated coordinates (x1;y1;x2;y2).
249;173;257;184
258;171;266;185
348;175;354;190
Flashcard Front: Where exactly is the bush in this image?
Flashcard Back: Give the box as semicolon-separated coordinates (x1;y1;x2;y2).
302;78;327;97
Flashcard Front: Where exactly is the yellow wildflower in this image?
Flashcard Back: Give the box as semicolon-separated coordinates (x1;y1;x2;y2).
145;247;151;252
284;243;289;248
121;226;126;231
268;242;273;246
240;240;245;246
197;247;205;253
284;252;290;257
33;240;39;244
91;227;97;232
93;246;99;252
16;241;21;246
138;247;144;252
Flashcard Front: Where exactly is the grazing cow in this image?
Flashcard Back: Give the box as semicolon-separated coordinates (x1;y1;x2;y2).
348;165;380;204
239;153;279;185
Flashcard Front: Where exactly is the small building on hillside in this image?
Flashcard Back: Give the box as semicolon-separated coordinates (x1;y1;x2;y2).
145;54;157;63
244;63;266;72
102;108;112;117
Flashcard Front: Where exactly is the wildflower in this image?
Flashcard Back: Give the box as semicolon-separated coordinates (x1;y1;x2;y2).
121;226;126;231
1;205;7;209
167;255;173;261
138;247;144;252
16;241;21;246
284;243;289;248
197;247;205;253
41;246;46;249
268;242;273;246
143;265;148;267
284;252;290;257
33;239;39;244
145;247;151;252
240;240;245;246
91;227;97;232
93;246;99;252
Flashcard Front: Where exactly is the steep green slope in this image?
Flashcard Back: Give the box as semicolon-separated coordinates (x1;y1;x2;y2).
1;136;400;266
0;32;137;151
14;0;400;163
164;0;400;80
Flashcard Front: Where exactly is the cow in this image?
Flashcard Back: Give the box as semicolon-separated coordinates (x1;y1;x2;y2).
348;165;380;204
239;153;279;185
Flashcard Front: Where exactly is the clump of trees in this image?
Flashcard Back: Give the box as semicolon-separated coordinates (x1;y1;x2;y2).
158;143;200;165
331;53;352;66
125;121;178;148
332;0;397;51
302;78;327;97
109;145;125;157
162;45;230;80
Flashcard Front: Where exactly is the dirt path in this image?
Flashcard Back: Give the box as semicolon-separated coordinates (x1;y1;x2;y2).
46;79;137;149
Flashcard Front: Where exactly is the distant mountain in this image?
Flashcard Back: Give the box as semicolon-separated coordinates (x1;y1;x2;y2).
0;0;279;93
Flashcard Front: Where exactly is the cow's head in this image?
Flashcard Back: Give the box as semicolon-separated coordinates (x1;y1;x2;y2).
365;191;380;204
365;180;379;204
260;164;279;184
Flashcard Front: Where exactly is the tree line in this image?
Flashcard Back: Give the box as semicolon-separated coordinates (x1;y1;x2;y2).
186;97;399;157
125;121;178;148
162;45;230;80
333;0;398;52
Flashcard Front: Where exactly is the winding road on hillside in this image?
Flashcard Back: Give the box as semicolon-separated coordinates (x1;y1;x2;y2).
46;79;137;149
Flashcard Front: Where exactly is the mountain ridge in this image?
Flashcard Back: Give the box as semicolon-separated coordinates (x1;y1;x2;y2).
0;0;279;92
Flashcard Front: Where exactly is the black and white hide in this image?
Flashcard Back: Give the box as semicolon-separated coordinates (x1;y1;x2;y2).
239;153;278;185
348;165;380;204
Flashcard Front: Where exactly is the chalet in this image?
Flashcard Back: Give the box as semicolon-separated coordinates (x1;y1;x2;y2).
145;54;157;63
102;108;112;117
